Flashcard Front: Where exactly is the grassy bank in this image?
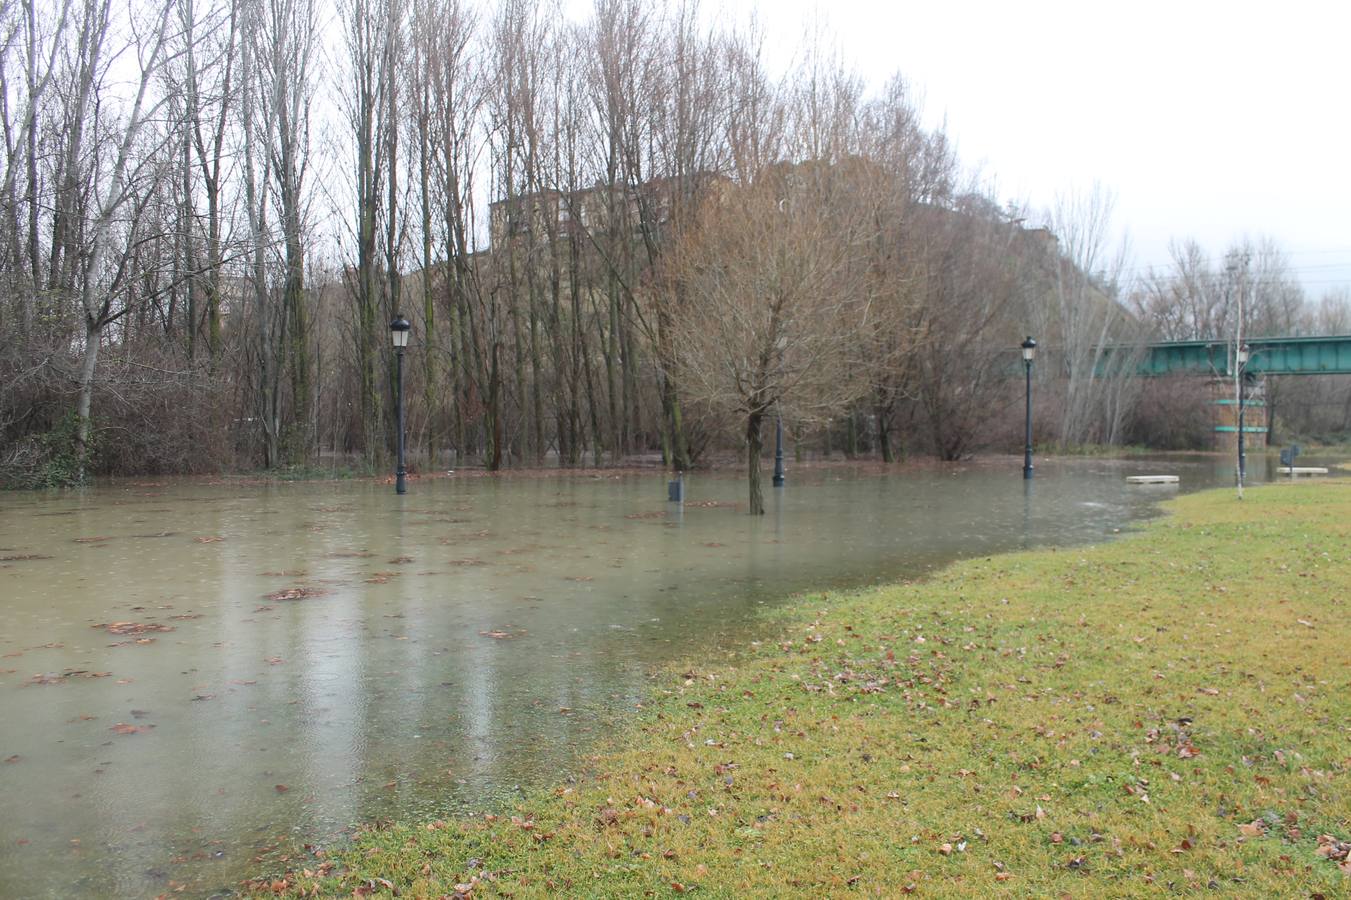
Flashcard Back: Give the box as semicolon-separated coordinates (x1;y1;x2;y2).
254;481;1351;898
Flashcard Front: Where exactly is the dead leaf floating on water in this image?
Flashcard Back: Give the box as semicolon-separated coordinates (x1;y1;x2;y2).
193;536;224;543
95;622;174;636
264;587;330;602
479;628;526;640
61;669;110;679
110;723;154;735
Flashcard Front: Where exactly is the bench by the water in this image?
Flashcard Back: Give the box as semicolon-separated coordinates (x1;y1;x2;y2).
1126;475;1180;484
1277;466;1329;475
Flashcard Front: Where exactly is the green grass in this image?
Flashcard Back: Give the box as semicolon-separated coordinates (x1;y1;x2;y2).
250;481;1351;898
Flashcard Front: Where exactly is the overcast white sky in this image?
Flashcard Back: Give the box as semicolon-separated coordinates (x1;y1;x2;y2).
694;0;1351;298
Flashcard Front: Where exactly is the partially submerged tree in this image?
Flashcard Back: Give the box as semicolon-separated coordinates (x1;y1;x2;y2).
14;0;1341;483
907;194;1029;460
852;76;955;462
669;163;872;513
60;0;181;477
239;0;318;466
342;0;403;461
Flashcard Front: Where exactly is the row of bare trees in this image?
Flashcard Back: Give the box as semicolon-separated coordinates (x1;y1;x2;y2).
0;0;321;479
1130;239;1351;445
1;0;1343;498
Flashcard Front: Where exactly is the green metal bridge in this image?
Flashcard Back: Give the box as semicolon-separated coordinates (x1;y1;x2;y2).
1106;334;1351;377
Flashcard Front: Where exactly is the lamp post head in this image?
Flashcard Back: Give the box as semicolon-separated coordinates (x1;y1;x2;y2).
390;313;411;349
1021;336;1037;362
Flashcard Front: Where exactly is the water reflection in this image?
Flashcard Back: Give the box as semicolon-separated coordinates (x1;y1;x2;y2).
0;457;1268;896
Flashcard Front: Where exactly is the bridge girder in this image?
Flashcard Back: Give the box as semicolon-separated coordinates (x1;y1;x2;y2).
1099;335;1351;377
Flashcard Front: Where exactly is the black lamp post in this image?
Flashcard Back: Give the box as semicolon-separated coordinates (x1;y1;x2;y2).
1236;344;1249;486
390;313;411;495
772;413;785;488
1021;336;1037;480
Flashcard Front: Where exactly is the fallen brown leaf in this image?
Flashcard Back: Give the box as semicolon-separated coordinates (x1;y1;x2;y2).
264;586;330;602
110;723;154;735
95;622;174;636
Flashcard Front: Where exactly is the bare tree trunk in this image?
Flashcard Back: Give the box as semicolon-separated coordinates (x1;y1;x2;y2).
876;399;895;462
381;0;403;461
746;409;764;515
413;62;436;466
73;319;102;475
67;0;178;476
344;0;392;463
605;277;620;459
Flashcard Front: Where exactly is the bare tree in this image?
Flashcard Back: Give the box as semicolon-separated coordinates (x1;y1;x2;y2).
0;0;72;306
165;0;238;362
909;194;1029;460
1133;239;1219;341
342;0;404;461
853;75;953;461
59;0;182;475
1130;235;1308;447
421;0;483;464
581;0;655;461
669;164;871;513
239;0;317;465
1043;185;1142;446
633;1;728;470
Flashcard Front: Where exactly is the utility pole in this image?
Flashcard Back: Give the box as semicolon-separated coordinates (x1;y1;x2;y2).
1230;254;1249;500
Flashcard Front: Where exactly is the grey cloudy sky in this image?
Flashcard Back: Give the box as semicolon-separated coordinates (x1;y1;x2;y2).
708;0;1351;298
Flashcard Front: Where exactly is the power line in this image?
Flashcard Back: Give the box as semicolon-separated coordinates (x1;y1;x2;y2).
1120;259;1351;276
1106;245;1351;276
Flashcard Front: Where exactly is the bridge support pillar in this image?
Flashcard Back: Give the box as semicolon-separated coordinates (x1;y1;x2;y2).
1208;376;1268;451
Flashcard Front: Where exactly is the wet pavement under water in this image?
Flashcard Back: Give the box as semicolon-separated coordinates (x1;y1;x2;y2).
0;455;1303;897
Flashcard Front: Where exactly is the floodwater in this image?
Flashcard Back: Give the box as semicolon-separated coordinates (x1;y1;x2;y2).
0;455;1281;897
